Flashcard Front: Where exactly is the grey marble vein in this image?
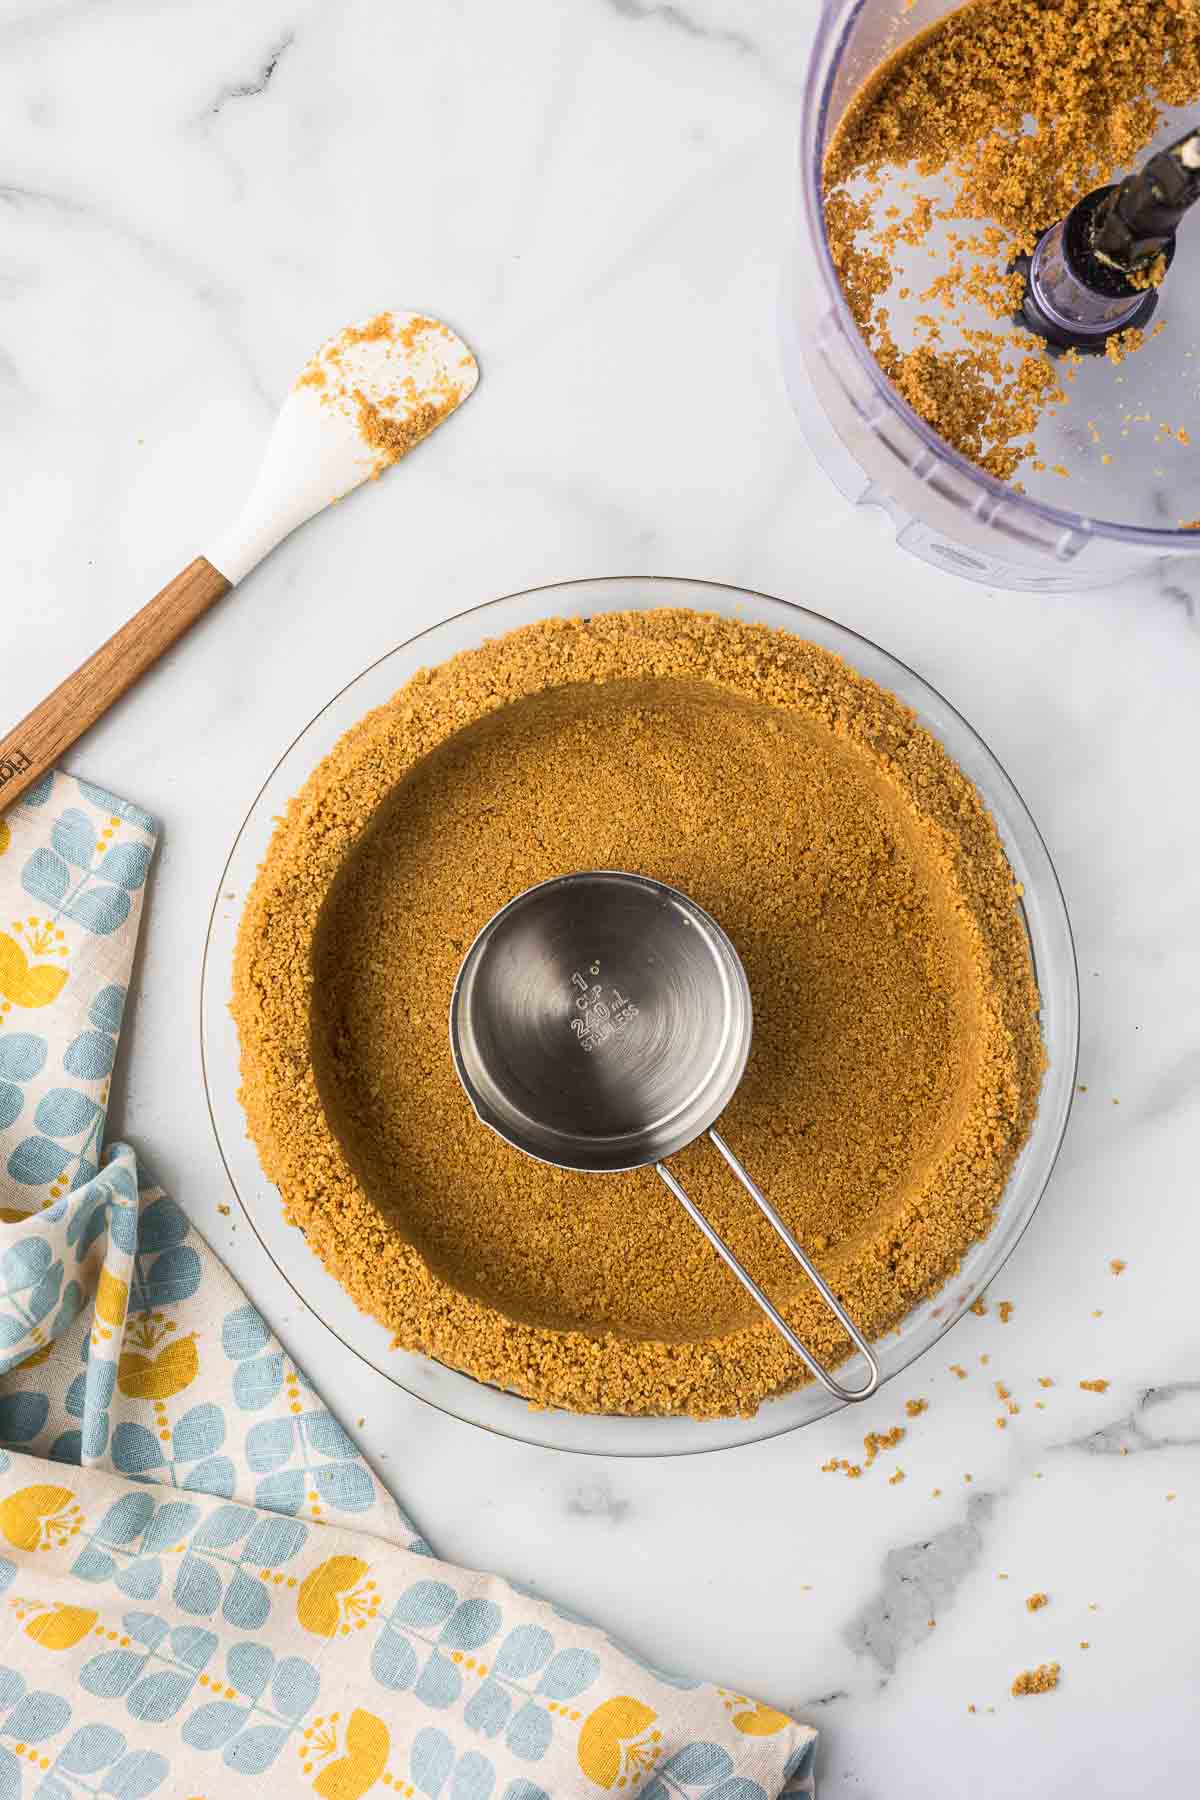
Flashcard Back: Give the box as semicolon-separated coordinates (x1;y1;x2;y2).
793;1687;849;1711
0;177;218;288
565;1479;633;1523
0;181;87;218
1152;560;1200;626
842;1492;998;1680
206;31;294;116
0;343;24;399
1059;1378;1200;1457
0;1;93;46
0;179;273;411
1144;1046;1200;1115
604;0;754;58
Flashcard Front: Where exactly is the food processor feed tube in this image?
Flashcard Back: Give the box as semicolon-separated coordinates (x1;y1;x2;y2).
785;0;1200;592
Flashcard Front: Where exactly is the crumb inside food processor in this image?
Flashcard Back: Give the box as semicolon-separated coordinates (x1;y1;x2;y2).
232;611;1044;1419
823;0;1200;486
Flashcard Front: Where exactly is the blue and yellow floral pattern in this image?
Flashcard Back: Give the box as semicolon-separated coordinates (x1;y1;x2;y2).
0;773;815;1798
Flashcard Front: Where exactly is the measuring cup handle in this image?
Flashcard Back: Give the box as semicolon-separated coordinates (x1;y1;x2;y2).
654;1129;881;1404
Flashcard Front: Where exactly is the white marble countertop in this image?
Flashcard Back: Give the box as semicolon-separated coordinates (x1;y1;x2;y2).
4;1;1199;1793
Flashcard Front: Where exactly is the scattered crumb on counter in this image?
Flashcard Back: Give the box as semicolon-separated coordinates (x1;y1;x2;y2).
968;1703;976;1713
1038;1377;1054;1388
980;1353;991;1365
1012;1662;1060;1697
1110;1259;1126;1276
1080;1379;1110;1393
932;1487;942;1497
906;1397;928;1417
996;1417;1007;1429
950;1364;968;1379
969;1298;988;1316
1079;1640;1090;1649
217;1204;230;1217
1026;1592;1049;1612
997;1301;1014;1323
964;1473;973;1483
997;1572;1009;1580
1091;1309;1103;1318
864;1424;906;1466
889;1468;906;1485
995;1382;1010;1400
1167;1492;1177;1502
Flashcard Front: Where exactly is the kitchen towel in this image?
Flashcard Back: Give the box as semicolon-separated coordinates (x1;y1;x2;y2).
0;771;816;1800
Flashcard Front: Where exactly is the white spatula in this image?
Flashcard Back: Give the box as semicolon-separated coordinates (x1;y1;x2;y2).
0;311;478;811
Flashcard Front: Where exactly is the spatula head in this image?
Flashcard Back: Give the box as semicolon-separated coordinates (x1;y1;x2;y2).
208;310;478;583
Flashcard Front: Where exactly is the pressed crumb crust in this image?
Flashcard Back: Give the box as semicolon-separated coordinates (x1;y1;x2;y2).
232;611;1045;1418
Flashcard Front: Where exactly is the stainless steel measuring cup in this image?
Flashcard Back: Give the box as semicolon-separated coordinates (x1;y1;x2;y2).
450;871;879;1402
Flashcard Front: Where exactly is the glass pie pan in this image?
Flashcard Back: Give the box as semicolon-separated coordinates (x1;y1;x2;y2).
200;576;1079;1456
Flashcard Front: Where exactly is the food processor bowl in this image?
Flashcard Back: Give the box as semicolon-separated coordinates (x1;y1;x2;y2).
783;0;1200;592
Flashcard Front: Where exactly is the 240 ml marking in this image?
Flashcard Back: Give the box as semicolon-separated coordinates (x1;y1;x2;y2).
569;969;638;1053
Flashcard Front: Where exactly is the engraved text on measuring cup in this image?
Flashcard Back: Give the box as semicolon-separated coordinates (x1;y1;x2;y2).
568;970;639;1053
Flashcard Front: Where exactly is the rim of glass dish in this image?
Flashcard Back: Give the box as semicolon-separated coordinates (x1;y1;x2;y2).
200;575;1080;1458
803;0;1197;555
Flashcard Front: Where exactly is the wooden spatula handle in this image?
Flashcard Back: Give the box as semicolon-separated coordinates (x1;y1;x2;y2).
0;556;232;812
